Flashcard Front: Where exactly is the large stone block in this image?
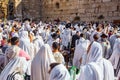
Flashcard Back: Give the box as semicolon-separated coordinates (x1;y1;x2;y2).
102;0;111;2
10;0;119;22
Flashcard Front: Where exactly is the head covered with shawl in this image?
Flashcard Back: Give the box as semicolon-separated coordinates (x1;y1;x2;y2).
79;42;114;80
50;63;70;80
31;44;56;80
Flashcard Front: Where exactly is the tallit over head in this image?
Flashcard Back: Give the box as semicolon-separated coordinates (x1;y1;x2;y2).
78;42;114;80
4;46;20;66
19;31;31;55
87;42;103;63
0;57;28;80
50;64;70;80
19;31;30;42
31;44;56;80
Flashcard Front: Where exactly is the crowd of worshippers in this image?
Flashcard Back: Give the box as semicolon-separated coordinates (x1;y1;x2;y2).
0;19;119;80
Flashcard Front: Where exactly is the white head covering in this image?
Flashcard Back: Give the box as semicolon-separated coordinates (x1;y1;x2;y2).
109;38;120;77
87;42;103;63
113;38;120;54
12;32;19;38
31;44;56;80
19;31;31;55
73;40;90;68
79;42;114;80
0;57;28;80
50;64;70;80
23;22;32;31
19;31;30;42
33;36;44;55
4;46;20;66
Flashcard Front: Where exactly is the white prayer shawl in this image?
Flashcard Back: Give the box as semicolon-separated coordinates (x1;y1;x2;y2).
36;35;44;41
0;32;3;41
109;38;120;77
44;29;50;43
0;57;28;80
47;32;54;42
113;38;120;54
4;45;20;66
29;43;35;60
118;71;120;78
76;38;86;46
58;24;65;32
90;31;96;42
109;34;117;50
53;52;65;64
0;54;4;69
90;31;101;42
47;38;60;48
93;24;97;29
74;24;82;32
87;42;103;63
71;30;76;36
23;22;32;31
31;44;56;80
19;31;30;43
73;40;90;69
100;40;111;59
62;29;71;47
78;42;114;80
50;64;70;80
83;31;91;40
33;36;44;55
12;32;19;38
79;59;114;80
19;31;31;55
41;29;46;41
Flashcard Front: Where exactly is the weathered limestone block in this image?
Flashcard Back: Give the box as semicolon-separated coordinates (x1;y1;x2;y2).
102;0;111;2
4;0;120;22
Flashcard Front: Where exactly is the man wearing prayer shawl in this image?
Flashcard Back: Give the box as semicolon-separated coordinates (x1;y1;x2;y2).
19;31;31;55
4;37;30;66
33;35;44;55
82;27;91;40
109;33;120;78
47;33;60;48
0;57;28;80
109;26;118;51
0;53;4;73
90;26;102;42
73;34;90;69
44;26;51;43
52;42;65;64
71;31;80;49
100;33;111;59
58;24;65;33
23;19;32;32
49;63;70;80
0;43;29;80
31;44;56;80
78;41;114;80
61;23;72;49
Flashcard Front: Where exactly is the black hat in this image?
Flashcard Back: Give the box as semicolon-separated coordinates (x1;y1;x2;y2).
101;33;108;38
65;23;71;28
23;18;31;22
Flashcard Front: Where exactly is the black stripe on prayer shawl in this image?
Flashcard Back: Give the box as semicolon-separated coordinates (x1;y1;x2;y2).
7;72;14;80
7;72;20;80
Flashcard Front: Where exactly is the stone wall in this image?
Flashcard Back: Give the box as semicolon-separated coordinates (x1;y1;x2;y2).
21;0;42;21
40;0;120;22
1;0;120;22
